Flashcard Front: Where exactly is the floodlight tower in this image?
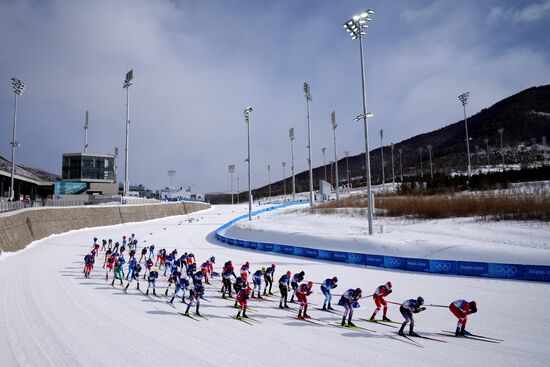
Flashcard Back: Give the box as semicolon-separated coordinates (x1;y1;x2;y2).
458;92;472;177
390;143;395;185
228;164;235;204
331;111;340;199
344;150;351;187
267;164;271;203
244;107;253;220
304;82;314;206
380;129;385;190
123;69;134;197
343;9;375;235
289;128;296;200
321;147;327;182
9;77;25;201
282;162;287;202
84;110;89;153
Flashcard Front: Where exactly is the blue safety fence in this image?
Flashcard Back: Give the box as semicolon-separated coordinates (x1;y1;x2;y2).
214;202;550;282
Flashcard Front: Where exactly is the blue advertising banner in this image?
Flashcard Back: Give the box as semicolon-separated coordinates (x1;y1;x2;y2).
384;256;406;270
488;263;525;280
457;261;489;277
429;260;457;275
365;254;384;268
406;258;430;272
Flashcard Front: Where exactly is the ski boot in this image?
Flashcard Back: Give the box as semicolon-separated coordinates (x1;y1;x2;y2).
242;312;249;319
382;316;392;322
347;317;356;327
236;312;241;319
455;327;461;337
164;289;169;296
169;297;174;304
153;289;157;296
409;330;419;337
303;313;311;319
125;283;129;290
146;289;149;295
284;303;290;309
328;303;335;311
322;304;327;311
341;316;346;326
297;311;304;320
136;284;140;290
369;313;376;321
195;307;201;317
398;325;405;336
279;303;284;309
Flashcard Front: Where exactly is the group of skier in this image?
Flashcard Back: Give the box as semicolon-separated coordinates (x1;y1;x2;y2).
84;236;478;337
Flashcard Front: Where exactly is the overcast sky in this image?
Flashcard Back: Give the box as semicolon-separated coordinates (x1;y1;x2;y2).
1;0;549;193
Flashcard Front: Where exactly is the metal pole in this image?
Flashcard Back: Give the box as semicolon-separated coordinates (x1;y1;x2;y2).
459;93;472;177
484;138;490;167
230;171;234;205
322;147;327;182
498;128;504;169
345;151;350;187
247;112;252;220
333;130;340;200
282;162;286;202
358;32;373;235
290;131;296;201
267;165;271;203
304;83;314;206
84;110;89;153
237;177;240;204
124;85;130;197
9;93;18;201
380;129;385;190
427;145;433;179
391;143;395;185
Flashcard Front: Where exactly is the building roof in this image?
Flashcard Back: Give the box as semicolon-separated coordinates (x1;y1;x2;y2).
0;155;60;185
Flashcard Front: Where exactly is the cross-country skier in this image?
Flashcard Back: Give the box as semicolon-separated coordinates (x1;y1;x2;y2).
278;271;292;309
184;282;204;316
233;274;247;308
200;259;212;284
126;257;137;280
296;281;314;319
240;261;251;277
370;281;393;322
165;268;182;296
156;248;166;268
221;260;237;298
103;248;112;268
92;241;100;257
289;270;305;303
139;247;147;263
143;258;154;280
105;253;115;280
252;268;265;299
148;244;155;259
186;262;197;278
165;252;175;276
146;270;159;296
398;297;426;337
111;260;124;286
187;252;195;266
100;239;107;251
236;286;252;319
84;252;95;278
449;299;477;336
320;277;338;311
107;239;113;251
263;264;276;296
338;288;362;327
125;263;142;290
170;275;190;304
118;254;127;278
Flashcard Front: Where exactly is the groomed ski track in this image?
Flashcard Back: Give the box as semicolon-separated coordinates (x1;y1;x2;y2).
1;204;548;366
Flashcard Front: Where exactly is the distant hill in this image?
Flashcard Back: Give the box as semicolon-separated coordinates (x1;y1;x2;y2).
207;85;550;203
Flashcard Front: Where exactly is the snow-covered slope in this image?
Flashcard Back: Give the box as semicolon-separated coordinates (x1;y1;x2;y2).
1;204;549;366
225;205;550;265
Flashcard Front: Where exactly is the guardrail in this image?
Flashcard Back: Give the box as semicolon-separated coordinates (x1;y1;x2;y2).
215;202;550;282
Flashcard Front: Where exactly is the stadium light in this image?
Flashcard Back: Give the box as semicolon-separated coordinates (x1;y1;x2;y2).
244;107;253;220
331;111;340;200
123;69;134;197
9;77;25;201
458;92;472;177
304;82;314;206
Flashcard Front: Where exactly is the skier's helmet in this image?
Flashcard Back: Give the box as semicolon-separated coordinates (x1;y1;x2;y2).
286;271;291;276
245;261;249;266
271;264;276;268
386;281;392;289
262;267;266;273
93;237;97;241
307;281;313;288
332;277;338;283
417;296;424;306
469;301;477;312
242;273;248;279
355;288;362;297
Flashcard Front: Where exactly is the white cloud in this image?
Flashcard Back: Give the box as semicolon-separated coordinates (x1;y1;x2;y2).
487;1;550;25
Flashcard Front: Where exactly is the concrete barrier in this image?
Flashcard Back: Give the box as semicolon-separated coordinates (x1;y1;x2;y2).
0;201;210;253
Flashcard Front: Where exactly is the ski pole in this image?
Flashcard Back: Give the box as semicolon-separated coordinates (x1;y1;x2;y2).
426;304;448;308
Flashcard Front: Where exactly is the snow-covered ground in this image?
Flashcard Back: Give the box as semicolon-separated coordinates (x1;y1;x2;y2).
226;205;550;265
1;204;549;366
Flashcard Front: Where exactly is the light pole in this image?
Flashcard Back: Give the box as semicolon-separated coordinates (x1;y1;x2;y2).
418;147;424;178
168;170;176;188
458;92;472;177
267;164;271;203
9;77;25;201
123;69;134;197
331;111;340;199
228;164;235;204
380;129;385;189
498;128;505;169
289;128;296;201
84;110;89;153
282;162;286;202
426;144;433;179
344;150;350;187
244;107;253;220
237;176;240;204
321;147;327;182
343;8;375;235
484;138;490;167
398;148;403;181
304;82;314;206
390;143;395;185
329;161;334;188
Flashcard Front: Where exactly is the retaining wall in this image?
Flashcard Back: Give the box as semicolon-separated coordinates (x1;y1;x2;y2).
0;201;209;253
215;202;550;282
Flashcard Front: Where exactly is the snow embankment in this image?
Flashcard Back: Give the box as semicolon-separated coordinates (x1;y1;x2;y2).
223;207;550;265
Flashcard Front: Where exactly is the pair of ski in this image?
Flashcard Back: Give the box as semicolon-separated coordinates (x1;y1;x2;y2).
437;330;503;343
398;332;447;345
179;312;208;321
360;318;399;328
230;315;262;325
